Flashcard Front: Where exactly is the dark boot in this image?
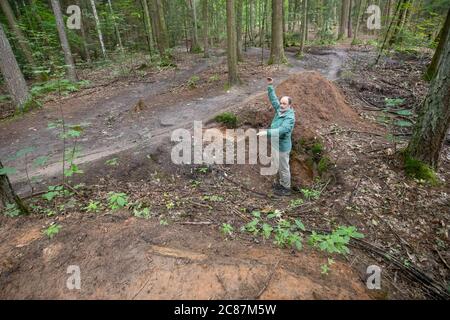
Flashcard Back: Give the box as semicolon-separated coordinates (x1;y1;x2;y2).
272;182;283;190
274;186;292;196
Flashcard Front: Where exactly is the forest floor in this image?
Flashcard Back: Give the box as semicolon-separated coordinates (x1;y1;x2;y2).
0;45;449;299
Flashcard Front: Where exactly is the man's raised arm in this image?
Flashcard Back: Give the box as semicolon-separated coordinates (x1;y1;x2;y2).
267;77;280;111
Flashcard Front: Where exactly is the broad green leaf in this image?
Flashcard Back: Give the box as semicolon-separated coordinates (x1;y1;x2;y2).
33;156;49;167
395;120;413;127
0;167;17;175
395;109;413;116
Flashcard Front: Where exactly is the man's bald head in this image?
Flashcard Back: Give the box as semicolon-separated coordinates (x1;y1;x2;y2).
280;96;292;112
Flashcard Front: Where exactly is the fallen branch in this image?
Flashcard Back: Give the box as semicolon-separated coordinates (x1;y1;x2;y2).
178;221;213;225
435;248;450;270
255;260;280;299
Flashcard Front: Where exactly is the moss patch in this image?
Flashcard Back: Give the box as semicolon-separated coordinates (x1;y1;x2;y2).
402;151;439;186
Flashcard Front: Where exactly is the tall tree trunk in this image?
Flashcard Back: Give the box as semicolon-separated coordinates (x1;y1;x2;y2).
89;0;107;58
375;0;402;64
338;0;350;40
226;0;240;85
260;0;268;64
0;160;29;214
425;9;450;81
149;0;169;56
236;0;243;61
299;0;307;55
202;0;209;58
407;19;450;169
141;0;155;55
76;0;91;63
268;0;287;64
282;0;286;45
0;0;34;67
352;0;364;43
347;0;353;38
50;0;78;82
388;0;410;46
187;0;199;51
0;23;29;110
107;0;124;52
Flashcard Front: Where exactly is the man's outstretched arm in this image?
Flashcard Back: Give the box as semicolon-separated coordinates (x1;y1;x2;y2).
267;77;280;111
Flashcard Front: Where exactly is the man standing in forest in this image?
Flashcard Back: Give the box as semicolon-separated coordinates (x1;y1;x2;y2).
257;77;295;196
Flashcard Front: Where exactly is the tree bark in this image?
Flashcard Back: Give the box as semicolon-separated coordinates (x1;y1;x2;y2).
338;0;350;40
107;0;124;52
226;0;240;85
388;0;411;46
89;0;107;58
76;0;91;63
0;0;34;67
50;0;78;82
425;9;450;81
149;0;169;56
347;0;353;38
0;160;29;214
299;0;308;55
407;18;450;169
187;0;199;51
0;23;29;110
268;0;287;64
236;0;243;61
141;0;155;55
260;0;268;64
202;0;209;58
352;0;364;43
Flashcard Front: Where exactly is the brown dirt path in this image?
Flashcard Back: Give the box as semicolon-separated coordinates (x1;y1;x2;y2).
0;47;348;196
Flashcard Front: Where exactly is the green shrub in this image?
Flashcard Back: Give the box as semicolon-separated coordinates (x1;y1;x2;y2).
214;112;238;128
318;156;331;175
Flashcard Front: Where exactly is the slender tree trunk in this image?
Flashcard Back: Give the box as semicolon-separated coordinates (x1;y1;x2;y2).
141;0;154;55
0;160;29;214
107;0;124;52
76;0;91;63
352;0;364;43
425;9;450;81
89;0;107;58
338;0;350;40
260;0;268;64
187;0;199;51
268;0;287;64
149;0;169;56
226;0;240;85
383;0;392;26
236;0;243;61
347;0;353;38
375;0;402;64
299;0;308;55
0;0;34;67
202;0;209;57
407;20;450;169
282;0;286;45
389;0;410;46
50;0;78;82
0;23;29;110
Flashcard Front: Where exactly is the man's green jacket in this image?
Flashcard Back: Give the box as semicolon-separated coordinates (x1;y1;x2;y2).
266;84;295;152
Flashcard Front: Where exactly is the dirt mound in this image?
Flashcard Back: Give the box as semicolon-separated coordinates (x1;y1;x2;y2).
239;71;369;137
235;71;378;186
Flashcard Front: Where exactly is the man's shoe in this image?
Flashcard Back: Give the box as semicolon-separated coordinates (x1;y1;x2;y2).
274;186;292;196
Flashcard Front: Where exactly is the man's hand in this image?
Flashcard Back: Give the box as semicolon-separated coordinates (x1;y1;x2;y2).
267;77;273;85
257;130;268;136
